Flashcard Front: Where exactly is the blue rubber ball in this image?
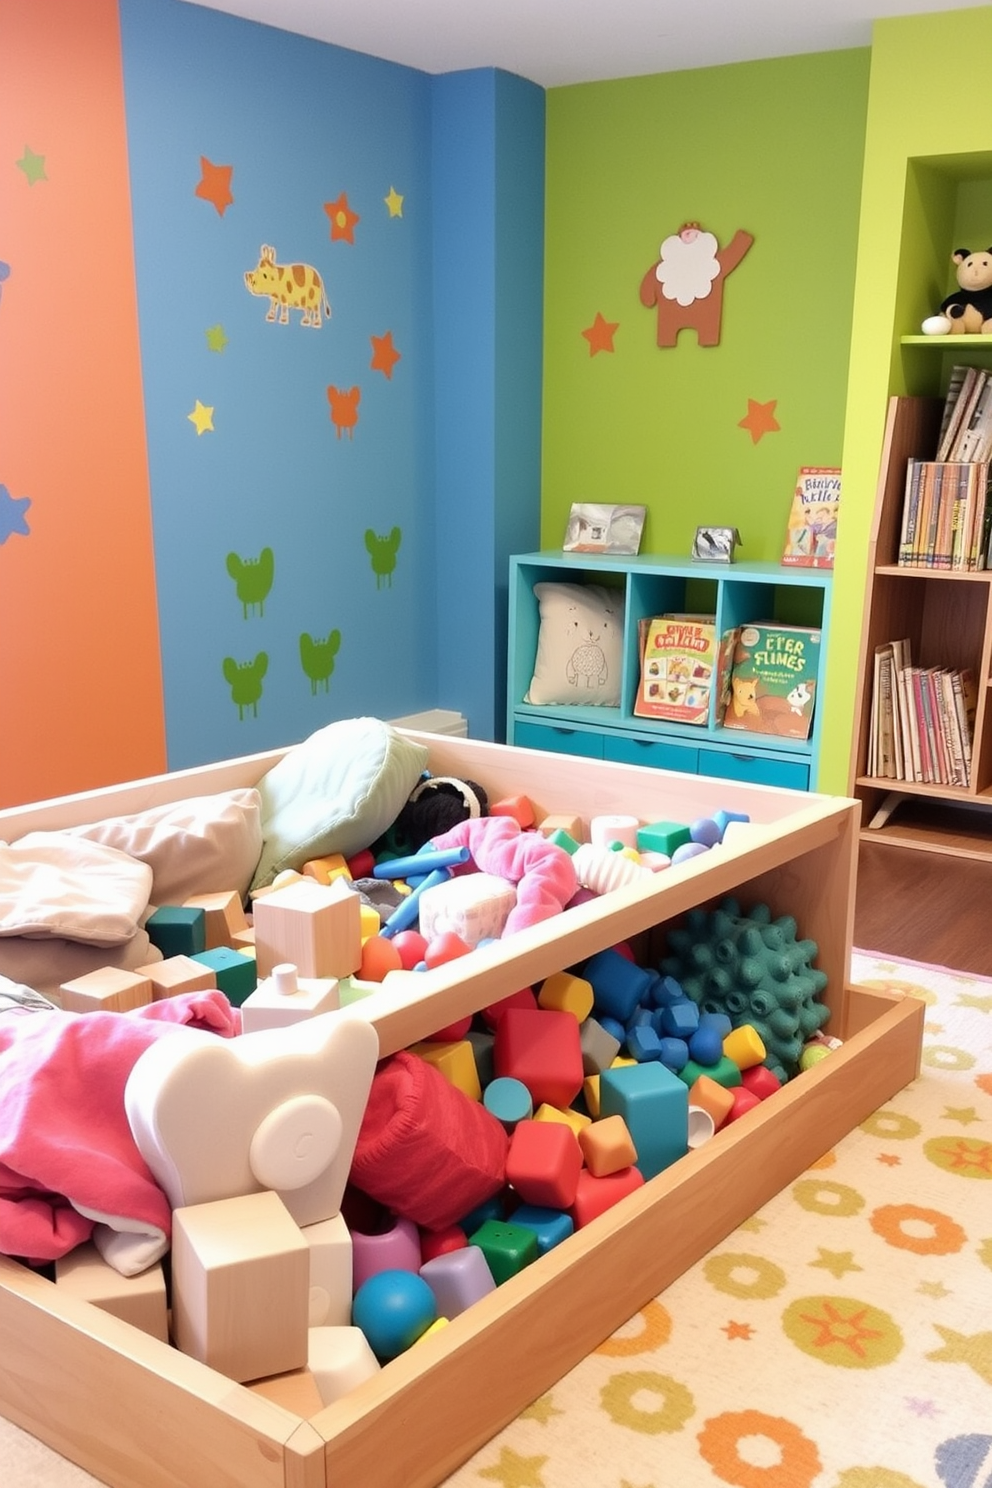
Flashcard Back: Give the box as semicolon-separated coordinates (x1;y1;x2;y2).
352;1269;438;1360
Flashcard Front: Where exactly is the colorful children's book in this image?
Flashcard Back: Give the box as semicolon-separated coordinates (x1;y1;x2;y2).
634;613;717;724
781;467;842;569
721;623;821;740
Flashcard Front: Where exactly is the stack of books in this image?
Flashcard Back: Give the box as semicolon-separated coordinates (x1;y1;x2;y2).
868;637;976;787
897;364;992;570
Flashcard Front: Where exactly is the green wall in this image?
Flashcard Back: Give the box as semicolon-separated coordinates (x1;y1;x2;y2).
542;50;871;567
824;5;992;795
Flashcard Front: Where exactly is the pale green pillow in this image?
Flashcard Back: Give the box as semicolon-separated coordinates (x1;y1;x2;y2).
250;717;430;891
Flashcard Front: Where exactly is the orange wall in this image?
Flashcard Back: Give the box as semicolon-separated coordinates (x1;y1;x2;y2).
0;0;165;806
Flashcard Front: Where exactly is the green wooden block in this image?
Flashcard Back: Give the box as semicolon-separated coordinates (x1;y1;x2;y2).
636;821;691;855
547;828;580;855
146;906;206;959
190;946;257;1007
678;1054;742;1090
469;1219;539;1285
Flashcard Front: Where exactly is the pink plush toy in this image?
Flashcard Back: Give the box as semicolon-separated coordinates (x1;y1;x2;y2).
427;816;577;938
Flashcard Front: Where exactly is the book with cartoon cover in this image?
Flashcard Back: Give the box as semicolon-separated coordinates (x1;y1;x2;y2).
721;623;820;740
781;466;841;568
634;614;716;725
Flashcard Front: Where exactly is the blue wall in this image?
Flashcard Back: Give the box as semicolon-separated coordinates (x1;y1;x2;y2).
118;0;544;766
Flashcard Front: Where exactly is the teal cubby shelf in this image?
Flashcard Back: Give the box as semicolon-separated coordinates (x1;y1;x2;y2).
507;552;833;792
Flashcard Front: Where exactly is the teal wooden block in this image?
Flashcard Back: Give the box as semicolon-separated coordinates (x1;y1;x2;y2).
547;828;580;855
636;821;692;855
190;946;257;1007
599;1061;688;1180
146;906;206;958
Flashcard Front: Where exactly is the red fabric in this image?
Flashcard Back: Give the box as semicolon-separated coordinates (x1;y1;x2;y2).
351;1050;509;1231
0;992;238;1264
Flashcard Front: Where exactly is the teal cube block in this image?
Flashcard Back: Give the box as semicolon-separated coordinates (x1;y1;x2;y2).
547;828;580;855
599;1060;688;1180
146;906;206;959
191;946;257;1007
636;821;692;856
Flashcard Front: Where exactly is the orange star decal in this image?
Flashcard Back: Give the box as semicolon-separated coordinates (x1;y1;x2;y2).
722;1321;753;1340
582;312;619;355
738;397;780;443
194;157;234;216
325;192;360;244
370;331;401;380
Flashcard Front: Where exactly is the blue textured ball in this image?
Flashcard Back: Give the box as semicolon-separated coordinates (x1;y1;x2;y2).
352;1269;437;1359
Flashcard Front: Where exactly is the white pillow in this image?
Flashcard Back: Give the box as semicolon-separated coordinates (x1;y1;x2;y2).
0;835;152;945
524;582;624;706
0;929;161;1007
250;717;430;891
55;788;263;904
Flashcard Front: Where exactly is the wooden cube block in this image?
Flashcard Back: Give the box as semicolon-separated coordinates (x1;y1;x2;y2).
190;946;257;1006
252;877;361;979
246;1366;325;1415
145;906;206;959
536;811;584;841
59;966;153;1015
302;1213;353;1327
171;1191;310;1384
183;890;249;949
55;1242;168;1342
240;964;340;1034
135;955;217;1001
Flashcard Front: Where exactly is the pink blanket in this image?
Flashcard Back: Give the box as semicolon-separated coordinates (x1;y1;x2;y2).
0;992;238;1271
429;816;577;937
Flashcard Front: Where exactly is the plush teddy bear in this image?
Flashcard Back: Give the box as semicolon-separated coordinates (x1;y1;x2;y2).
922;246;992;335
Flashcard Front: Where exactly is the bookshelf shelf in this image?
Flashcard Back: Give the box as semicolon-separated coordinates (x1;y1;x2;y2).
849;395;992;859
507;551;831;792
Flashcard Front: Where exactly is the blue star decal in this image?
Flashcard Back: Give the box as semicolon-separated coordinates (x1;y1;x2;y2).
0;485;31;543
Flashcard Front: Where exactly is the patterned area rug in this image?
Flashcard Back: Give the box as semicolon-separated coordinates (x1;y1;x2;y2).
437;951;992;1488
0;953;989;1488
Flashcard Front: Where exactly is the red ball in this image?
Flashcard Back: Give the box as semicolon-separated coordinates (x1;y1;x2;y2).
424;931;472;968
419;1224;467;1261
429;1014;473;1041
347;848;376;879
391;930;428;970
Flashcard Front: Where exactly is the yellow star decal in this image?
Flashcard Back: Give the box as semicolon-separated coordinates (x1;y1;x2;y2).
810;1248;862;1279
479;1447;548;1488
957;992;992;1012
384;185;404;217
927;1324;992;1386
187;399;214;435
944;1106;981;1125
205;324;229;353
521;1394;561;1424
918;1279;950;1299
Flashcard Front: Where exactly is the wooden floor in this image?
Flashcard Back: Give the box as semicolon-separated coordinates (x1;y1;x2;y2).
854;839;992;976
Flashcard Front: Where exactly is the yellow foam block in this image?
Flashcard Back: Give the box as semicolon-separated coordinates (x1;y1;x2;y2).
409;1039;481;1101
534;1102;591;1134
537;971;594;1022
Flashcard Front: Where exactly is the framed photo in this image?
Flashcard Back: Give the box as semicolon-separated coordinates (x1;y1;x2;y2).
563;503;647;555
692;525;742;563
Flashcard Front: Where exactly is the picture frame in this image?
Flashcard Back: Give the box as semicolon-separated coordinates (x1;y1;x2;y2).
563;503;646;555
692;525;742;563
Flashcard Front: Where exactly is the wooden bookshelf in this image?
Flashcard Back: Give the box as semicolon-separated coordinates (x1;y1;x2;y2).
849;395;992;858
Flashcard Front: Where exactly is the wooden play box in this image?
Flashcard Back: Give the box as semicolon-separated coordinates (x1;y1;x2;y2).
0;732;924;1488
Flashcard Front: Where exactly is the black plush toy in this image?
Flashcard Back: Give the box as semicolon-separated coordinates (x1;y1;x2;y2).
922;246;992;335
384;774;489;855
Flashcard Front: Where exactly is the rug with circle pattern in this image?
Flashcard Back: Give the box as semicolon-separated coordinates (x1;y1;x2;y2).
438;951;992;1488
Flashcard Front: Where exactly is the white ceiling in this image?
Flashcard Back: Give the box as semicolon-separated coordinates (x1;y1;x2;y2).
182;0;991;86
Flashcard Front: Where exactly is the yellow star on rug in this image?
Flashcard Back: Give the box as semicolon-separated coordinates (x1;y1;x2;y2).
479;1447;548;1487
810;1248;862;1279
956;992;992;1012
521;1395;561;1424
927;1324;992;1386
944;1106;981;1125
918;1280;950;1299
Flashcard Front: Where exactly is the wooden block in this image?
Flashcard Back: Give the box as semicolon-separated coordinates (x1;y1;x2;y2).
183;890;249;948
171;1191;310;1383
145;906;206;959
246;1365;325;1416
536;811;585;841
59;966;153;1014
55;1242;168;1342
134;954;216;1001
190;946;258;1006
240;963;340;1033
252;876;362;979
302;1213;353;1327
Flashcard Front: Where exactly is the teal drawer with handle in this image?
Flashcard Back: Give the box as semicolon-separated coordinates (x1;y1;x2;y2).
698;748;809;791
513;721;605;759
602;735;699;774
